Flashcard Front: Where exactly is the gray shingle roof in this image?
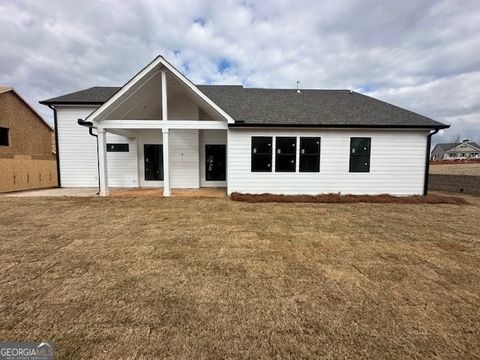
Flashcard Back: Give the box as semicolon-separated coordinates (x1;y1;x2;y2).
439;142;480;151
435;143;461;152
40;85;447;128
40;86;119;105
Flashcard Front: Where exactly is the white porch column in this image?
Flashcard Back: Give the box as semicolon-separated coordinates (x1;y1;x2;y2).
161;70;168;121
97;128;109;196
161;70;171;196
162;128;171;196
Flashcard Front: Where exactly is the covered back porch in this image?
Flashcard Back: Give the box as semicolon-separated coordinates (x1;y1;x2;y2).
98;126;227;196
83;56;233;196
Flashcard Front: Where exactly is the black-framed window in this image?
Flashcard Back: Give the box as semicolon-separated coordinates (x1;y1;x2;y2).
275;137;296;172
106;143;129;152
349;137;371;172
300;137;320;172
251;136;272;172
0;127;9;146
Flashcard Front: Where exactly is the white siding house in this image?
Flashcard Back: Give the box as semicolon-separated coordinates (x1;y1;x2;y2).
41;56;448;197
228;129;428;195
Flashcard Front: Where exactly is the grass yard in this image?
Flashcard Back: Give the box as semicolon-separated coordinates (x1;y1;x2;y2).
430;163;480;176
0;195;479;359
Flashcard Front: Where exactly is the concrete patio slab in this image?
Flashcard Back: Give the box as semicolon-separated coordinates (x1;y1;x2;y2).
2;187;98;197
3;187;227;198
111;187;226;198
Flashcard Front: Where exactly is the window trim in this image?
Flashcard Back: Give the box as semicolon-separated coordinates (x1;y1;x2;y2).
349;137;371;173
251;136;272;172
275;136;296;172
299;137;321;172
0;126;9;147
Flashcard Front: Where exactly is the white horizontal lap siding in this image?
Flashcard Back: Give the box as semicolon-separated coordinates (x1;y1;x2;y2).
170;129;199;188
56;106;98;187
227;128;428;196
200;130;227;187
105;133;138;187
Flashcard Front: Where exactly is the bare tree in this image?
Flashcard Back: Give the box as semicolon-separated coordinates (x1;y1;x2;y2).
449;133;461;143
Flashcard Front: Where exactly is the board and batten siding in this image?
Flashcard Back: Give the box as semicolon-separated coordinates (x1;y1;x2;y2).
56;106;138;187
227;128;429;196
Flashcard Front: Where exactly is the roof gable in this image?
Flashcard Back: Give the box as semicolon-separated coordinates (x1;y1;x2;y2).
83;56;234;124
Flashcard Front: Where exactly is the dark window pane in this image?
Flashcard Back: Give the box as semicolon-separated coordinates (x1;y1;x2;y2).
350;137;370;155
300;155;320;172
349;155;370;172
252;136;272;154
276;155;295;172
252;154;271;172
106;143;129;152
300;137;320;155
300;137;320;172
275;137;296;172
350;138;371;172
144;144;163;180
0;127;9;146
276;137;296;155
252;137;272;172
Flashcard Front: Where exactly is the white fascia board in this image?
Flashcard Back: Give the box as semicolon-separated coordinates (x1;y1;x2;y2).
86;56;234;125
100;120;228;130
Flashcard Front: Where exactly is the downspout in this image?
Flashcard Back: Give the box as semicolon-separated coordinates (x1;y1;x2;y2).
423;128;440;195
78;119;100;195
48;105;61;188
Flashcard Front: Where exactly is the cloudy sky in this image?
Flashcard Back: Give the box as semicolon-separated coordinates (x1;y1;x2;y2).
1;0;479;144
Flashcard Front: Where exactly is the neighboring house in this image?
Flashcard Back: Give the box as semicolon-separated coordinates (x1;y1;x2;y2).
40;56;447;197
431;140;480;160
0;86;56;193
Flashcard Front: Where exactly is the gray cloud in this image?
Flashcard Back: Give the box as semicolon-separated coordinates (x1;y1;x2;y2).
1;0;479;145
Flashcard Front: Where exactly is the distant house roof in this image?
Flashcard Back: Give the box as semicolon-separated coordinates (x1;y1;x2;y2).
40;85;447;129
434;143;461;152
1;86;53;131
444;142;480;152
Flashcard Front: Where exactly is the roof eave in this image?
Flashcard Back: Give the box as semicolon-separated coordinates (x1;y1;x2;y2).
39;100;104;106
228;123;450;129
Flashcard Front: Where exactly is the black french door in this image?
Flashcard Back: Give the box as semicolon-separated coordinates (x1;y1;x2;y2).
205;144;226;181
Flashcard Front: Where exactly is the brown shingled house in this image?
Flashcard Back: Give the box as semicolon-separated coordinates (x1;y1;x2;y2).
0;86;56;193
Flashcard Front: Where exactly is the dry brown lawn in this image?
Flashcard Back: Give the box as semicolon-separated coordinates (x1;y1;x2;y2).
0;194;479;359
430;163;480;176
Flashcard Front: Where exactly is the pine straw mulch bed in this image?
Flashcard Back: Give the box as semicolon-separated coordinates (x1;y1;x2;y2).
430;159;480;165
230;192;469;204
